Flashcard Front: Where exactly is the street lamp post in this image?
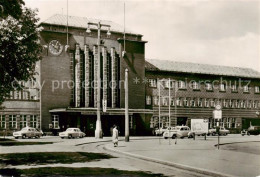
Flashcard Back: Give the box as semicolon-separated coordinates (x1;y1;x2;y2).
125;69;129;142
86;21;111;139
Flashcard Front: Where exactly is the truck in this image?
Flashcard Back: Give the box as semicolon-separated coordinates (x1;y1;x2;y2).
188;119;208;138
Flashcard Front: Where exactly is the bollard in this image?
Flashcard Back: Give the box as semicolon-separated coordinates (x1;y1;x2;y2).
193;132;195;140
204;133;206;140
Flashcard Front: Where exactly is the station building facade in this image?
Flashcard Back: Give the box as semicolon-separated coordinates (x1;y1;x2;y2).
39;14;151;136
145;59;260;133
1;14;260;135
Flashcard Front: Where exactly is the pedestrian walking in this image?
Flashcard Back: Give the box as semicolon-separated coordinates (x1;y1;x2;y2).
112;125;119;147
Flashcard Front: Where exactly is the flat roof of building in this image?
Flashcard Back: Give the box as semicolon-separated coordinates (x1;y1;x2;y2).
145;59;260;79
41;14;142;36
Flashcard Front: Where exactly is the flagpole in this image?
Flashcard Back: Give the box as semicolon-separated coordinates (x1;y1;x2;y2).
158;79;161;144
169;78;171;145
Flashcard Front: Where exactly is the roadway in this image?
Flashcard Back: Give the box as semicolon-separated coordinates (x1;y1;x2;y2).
0;134;259;177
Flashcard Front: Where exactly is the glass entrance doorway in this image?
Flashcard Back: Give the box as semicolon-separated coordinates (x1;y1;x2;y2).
177;117;188;126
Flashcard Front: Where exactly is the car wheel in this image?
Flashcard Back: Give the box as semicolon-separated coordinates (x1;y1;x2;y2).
61;137;64;139
212;132;216;136
15;137;18;139
223;133;226;136
164;137;168;139
35;135;39;139
22;134;26;139
172;135;176;139
68;134;72;139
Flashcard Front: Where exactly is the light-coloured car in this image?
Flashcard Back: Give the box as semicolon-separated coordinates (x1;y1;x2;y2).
155;127;173;136
163;126;190;139
59;128;86;139
13;127;42;139
208;127;230;136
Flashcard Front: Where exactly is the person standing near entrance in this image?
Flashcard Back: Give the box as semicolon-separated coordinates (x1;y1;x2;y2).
112;125;119;147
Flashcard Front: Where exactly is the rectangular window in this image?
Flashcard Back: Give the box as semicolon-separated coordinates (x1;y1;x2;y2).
146;95;152;105
247;100;252;108
220;84;226;91
231;85;237;92
192;81;200;90
153;96;159;106
210;99;216;108
148;79;157;88
0;115;6;129
176;98;181;107
255;86;260;93
243;85;249;93
254;101;259;109
170;97;175;106
20;115;27;129
30;115;37;128
197;98;202;107
162;97;168;106
226;118;231;128
234;100;239;108
178;80;186;89
223;99;229;108
9;115;17;129
240;100;246;109
228;100;233;108
237;100;241;108
252;101;256;108
205;83;213;91
204;99;210;107
52;115;60;129
183;98;188;107
164;80;174;88
190;98;196;107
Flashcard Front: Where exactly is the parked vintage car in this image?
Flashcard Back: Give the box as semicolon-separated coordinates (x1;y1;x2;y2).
163;126;190;139
241;126;260;136
208;127;230;136
155;127;175;136
59;128;86;139
13;127;42;139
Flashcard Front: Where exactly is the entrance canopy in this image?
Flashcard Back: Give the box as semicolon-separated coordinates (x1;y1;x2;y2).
49;107;153;115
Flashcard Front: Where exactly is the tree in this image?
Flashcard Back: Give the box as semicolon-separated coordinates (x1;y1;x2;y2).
0;0;42;104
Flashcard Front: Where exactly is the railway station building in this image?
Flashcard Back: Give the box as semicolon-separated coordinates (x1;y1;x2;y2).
1;14;260;135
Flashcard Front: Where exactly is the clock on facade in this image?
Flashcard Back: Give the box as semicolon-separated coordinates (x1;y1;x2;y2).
48;40;63;55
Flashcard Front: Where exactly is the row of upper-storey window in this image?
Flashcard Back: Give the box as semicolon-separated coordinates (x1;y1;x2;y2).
147;79;260;94
145;96;260;109
0;115;38;129
6;89;39;101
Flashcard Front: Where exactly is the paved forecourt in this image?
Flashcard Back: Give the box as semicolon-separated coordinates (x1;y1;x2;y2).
106;134;260;177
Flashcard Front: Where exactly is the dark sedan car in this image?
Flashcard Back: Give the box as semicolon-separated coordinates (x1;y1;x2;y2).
241;126;260;136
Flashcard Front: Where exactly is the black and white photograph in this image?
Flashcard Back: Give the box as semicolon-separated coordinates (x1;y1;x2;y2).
0;0;260;176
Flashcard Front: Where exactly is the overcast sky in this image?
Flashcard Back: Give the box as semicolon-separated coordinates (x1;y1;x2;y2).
24;0;260;71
